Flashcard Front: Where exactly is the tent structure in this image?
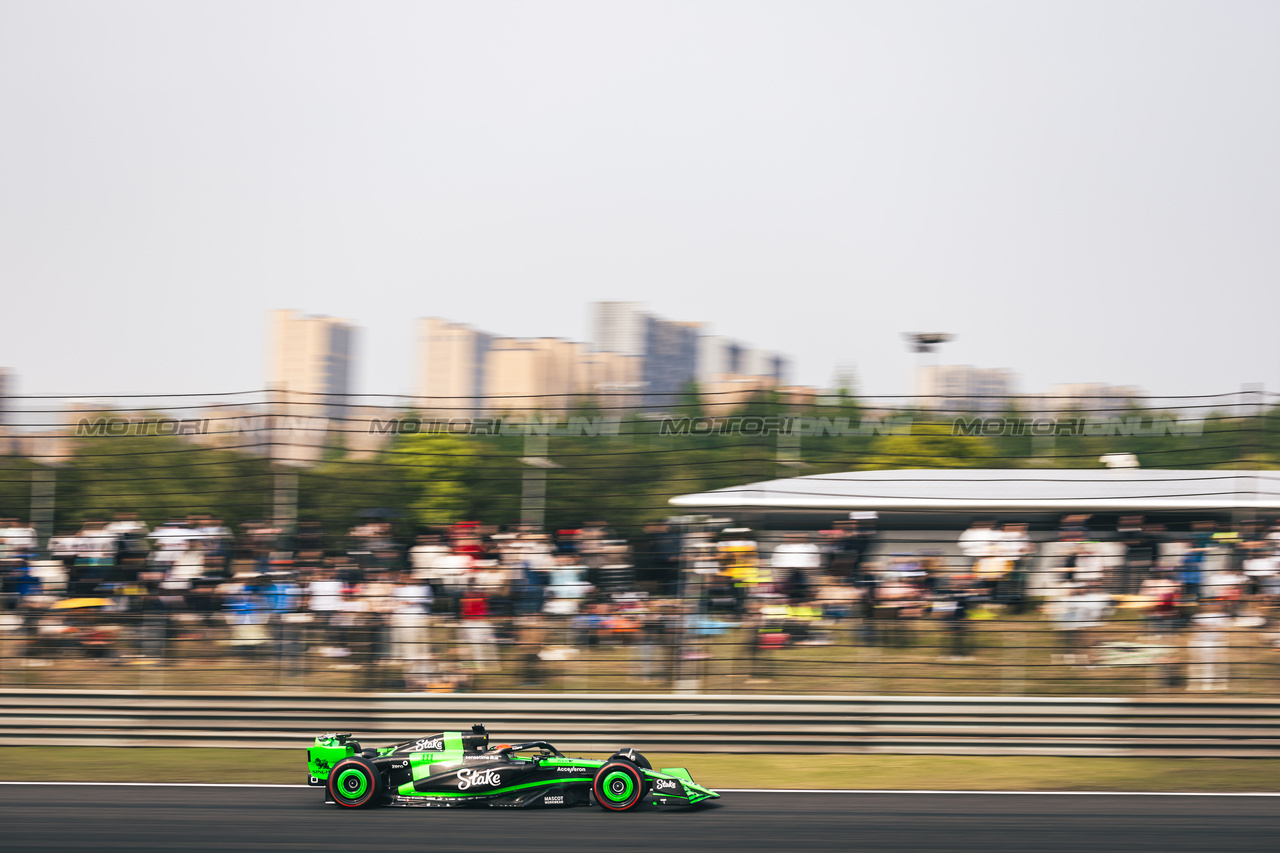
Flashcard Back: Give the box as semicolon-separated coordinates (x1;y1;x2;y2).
667;468;1280;526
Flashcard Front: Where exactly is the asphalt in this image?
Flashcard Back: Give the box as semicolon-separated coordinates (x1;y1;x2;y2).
1;787;1277;852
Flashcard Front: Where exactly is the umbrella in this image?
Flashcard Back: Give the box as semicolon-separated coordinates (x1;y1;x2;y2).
51;598;115;610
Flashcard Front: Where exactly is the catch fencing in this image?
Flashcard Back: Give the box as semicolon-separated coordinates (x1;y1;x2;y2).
2;689;1278;757
3;607;1278;697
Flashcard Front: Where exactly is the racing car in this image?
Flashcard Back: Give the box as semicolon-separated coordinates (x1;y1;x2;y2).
307;723;719;810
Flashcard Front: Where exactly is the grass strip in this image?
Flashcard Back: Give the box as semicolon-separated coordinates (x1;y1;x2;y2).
1;748;1276;792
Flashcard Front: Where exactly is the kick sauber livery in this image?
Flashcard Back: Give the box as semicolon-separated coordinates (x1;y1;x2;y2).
307;724;719;811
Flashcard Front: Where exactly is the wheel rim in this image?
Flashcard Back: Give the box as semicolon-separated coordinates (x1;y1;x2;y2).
602;770;635;803
336;768;369;800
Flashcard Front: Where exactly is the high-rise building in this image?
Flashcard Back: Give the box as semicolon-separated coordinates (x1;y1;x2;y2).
696;335;736;384
267;310;356;466
592;302;699;407
642;320;700;407
573;350;641;402
696;336;790;416
268;310;356;418
1038;383;1141;416
416;318;492;415
915;365;1016;414
738;349;789;384
592;302;648;358
485;338;580;413
416;318;641;416
417;304;793;415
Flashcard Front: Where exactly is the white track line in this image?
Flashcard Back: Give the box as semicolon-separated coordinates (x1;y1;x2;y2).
718;788;1280;797
0;782;1275;796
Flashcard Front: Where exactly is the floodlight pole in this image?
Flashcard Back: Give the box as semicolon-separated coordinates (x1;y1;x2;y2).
267;385;299;538
519;434;561;530
273;468;298;534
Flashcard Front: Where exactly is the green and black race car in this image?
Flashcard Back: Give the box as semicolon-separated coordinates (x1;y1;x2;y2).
307;724;720;811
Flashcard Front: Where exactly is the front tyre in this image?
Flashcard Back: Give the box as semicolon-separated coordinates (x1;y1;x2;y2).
592;760;646;811
328;757;380;808
608;748;652;770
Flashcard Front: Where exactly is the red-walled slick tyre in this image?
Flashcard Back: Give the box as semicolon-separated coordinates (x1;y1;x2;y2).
328;757;380;808
592;760;646;811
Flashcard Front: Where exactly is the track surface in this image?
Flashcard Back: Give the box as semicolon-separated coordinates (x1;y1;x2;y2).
2;786;1276;852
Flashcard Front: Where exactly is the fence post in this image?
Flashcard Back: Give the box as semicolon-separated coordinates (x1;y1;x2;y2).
519;434;554;529
273;468;297;535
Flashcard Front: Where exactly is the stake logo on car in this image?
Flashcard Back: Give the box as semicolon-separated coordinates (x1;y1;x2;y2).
457;768;503;790
412;738;443;751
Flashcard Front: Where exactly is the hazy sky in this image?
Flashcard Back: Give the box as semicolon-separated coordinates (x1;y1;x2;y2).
2;1;1278;399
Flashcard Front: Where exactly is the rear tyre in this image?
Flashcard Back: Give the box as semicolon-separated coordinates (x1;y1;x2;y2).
592;760;646;811
328;757;380;808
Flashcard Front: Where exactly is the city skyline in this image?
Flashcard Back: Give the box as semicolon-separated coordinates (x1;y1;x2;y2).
265;303;1151;411
2;293;1273;399
257;303;1209;413
1;296;1259;407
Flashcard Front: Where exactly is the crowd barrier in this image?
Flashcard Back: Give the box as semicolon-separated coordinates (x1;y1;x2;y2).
2;689;1277;757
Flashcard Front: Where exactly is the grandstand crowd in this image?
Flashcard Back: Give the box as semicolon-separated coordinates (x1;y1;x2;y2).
0;512;1277;693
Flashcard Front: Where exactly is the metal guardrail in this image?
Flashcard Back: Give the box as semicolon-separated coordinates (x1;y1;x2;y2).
2;690;1278;757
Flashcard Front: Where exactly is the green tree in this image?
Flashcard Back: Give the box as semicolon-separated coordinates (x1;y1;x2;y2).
391;433;486;526
859;422;997;469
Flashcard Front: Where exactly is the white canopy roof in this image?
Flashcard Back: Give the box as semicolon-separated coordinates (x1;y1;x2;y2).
668;469;1280;513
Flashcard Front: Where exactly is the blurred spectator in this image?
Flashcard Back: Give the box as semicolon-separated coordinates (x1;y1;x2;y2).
1117;515;1157;595
638;522;680;594
224;575;269;655
1244;538;1279;603
1140;575;1181;636
718;528;762;594
307;566;345;653
1;519;38;560
459;579;496;671
875;574;921;648
194;516;231;572
332;583;372;669
546;554;590;607
935;573;979;660
1180;540;1207;601
995;523;1034;608
513;616;545;687
1187;602;1231;691
827;520;872;581
1059;514;1092;541
1068;542;1106;587
1051;582;1112;666
771;532;821;604
958;520;998;575
389;574;431;665
816;574;860;623
263;571;303;667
